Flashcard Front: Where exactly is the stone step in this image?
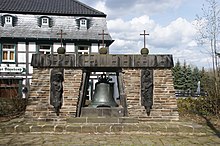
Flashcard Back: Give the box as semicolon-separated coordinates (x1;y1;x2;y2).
0;118;215;136
66;117;138;124
81;107;124;117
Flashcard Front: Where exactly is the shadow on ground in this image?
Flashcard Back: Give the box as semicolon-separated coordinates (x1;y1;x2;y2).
200;115;220;138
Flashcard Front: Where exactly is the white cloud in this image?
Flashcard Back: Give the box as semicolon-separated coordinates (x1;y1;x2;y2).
150;17;197;48
108;15;157;41
108;16;197;49
80;0;212;68
81;0;184;19
108;15;209;68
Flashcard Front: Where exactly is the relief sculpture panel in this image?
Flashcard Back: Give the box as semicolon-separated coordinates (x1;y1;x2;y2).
141;69;153;116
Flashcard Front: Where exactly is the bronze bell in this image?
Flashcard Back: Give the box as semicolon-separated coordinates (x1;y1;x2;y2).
89;74;118;108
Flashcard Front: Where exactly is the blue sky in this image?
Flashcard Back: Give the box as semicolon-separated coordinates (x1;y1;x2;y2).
80;0;218;69
152;0;204;26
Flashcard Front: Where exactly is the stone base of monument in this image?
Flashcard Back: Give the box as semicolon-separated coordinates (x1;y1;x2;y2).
81;107;124;117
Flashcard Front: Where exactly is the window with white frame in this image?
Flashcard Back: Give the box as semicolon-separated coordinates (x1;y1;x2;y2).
80;19;87;28
2;44;15;62
5;16;12;25
78;46;89;54
42;18;49;26
38;45;51;54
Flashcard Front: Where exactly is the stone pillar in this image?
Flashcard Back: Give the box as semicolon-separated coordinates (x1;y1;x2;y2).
123;68;179;121
152;69;179;121
123;69;143;116
62;69;82;117
25;68;51;121
25;68;82;121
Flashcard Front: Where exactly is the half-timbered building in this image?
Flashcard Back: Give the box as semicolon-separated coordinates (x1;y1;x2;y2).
0;0;113;98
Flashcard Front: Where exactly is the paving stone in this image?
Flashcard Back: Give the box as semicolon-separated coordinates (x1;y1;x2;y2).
55;125;65;132
138;124;151;132
138;136;157;145
192;124;212;134
15;125;31;133
166;123;180;133
1;126;15;133
123;124;139;132
66;117;87;123
66;125;82;133
110;124;123;132
81;125;96;133
31;125;44;132
42;125;55;132
96;125;111;133
178;124;194;133
150;123;167;133
119;117;139;123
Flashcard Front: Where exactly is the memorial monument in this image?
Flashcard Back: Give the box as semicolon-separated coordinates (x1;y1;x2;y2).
25;31;179;122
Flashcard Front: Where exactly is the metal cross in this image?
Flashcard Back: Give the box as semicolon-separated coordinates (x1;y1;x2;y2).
140;30;149;48
57;29;67;47
98;30;108;48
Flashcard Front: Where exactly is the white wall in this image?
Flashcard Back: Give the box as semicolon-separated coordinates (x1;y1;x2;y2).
91;43;99;53
29;42;36;52
29;66;33;74
66;43;75;53
53;43;60;53
17;42;26;63
18;53;26;63
17;42;26;51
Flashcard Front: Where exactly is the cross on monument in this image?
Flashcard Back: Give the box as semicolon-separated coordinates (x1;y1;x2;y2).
98;30;108;48
140;30;149;48
57;29;67;47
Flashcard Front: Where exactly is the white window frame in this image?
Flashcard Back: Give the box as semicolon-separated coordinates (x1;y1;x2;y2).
38;44;51;54
2;44;15;62
80;19;87;28
42;18;49;26
5;16;12;25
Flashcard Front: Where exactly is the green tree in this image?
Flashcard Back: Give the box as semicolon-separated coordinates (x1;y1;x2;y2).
181;61;188;91
172;61;203;94
185;65;193;91
172;60;185;90
192;67;201;92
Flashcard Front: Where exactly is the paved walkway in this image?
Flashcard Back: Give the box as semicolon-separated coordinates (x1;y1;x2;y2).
0;133;220;145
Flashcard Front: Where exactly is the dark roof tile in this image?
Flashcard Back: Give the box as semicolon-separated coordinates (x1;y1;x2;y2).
0;0;106;17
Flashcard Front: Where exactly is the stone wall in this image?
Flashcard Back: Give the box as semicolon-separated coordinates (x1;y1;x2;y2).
62;69;82;117
151;69;179;121
26;67;178;122
123;69;143;116
25;68;82;121
123;68;179;121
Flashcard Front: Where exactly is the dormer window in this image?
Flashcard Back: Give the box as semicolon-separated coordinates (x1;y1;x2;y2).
1;15;17;27
79;18;88;29
38;16;53;27
76;18;90;30
80;19;87;27
42;18;49;26
5;16;12;25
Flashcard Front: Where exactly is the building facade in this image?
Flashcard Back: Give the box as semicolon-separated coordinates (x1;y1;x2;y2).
0;0;113;98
